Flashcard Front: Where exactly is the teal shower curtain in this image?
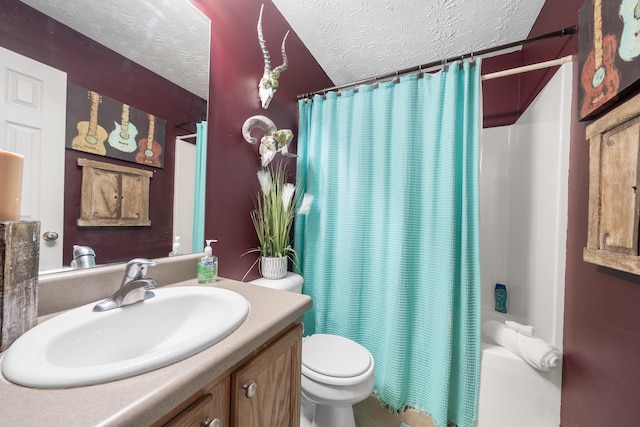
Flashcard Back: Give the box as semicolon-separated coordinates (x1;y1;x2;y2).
192;121;207;253
295;60;481;427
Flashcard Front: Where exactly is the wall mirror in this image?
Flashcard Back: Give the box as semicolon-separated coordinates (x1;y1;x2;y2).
1;0;210;274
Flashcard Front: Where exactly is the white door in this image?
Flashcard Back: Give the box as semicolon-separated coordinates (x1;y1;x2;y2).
173;137;196;254
0;46;67;272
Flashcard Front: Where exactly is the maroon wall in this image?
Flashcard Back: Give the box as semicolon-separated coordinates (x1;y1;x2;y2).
524;1;640;425
0;0;207;266
6;0;640;420
481;52;523;127
480;16;576;128
192;0;333;281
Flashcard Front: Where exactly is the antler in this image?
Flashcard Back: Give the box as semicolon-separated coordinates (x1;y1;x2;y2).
256;4;289;109
273;31;289;75
241;115;277;145
257;4;271;75
242;115;295;167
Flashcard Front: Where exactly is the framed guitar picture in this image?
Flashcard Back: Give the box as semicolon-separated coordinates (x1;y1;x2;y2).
579;0;640;121
65;83;166;168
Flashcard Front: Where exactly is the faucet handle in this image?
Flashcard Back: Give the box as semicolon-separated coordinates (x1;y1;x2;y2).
124;258;157;281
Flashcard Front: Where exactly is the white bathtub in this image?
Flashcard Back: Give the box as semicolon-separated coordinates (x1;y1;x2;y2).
476;342;561;427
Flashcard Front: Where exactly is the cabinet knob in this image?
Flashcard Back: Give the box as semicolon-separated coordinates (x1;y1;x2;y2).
201;417;220;427
43;231;59;241
242;382;258;398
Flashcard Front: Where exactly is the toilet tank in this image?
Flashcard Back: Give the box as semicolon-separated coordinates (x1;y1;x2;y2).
249;272;303;293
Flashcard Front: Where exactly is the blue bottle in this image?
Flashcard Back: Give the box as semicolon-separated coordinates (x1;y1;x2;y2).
495;283;507;313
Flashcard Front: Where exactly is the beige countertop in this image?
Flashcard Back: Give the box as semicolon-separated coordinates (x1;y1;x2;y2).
0;277;312;426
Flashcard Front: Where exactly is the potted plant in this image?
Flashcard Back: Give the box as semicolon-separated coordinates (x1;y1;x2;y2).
247;162;312;280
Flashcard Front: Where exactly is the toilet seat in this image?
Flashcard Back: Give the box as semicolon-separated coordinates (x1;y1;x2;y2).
302;334;374;386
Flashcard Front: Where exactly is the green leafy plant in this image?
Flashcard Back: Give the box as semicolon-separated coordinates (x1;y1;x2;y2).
244;162;313;280
251;162;297;259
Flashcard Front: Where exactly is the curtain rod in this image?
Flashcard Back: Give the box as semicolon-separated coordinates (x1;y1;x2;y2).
481;54;572;81
176;133;197;141
297;25;577;100
175;118;205;132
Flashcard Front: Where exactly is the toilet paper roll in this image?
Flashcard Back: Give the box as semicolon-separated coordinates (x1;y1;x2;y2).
0;150;24;221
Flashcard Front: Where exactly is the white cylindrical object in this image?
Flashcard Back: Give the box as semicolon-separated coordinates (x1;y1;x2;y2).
0;150;24;221
481;55;573;81
505;320;536;337
260;256;287;280
482;320;561;371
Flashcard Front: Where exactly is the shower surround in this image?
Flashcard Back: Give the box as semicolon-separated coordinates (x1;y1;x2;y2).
477;62;572;427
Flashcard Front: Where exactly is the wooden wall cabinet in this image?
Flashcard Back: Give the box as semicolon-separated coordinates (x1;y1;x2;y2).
160;323;302;427
584;92;640;274
77;158;153;227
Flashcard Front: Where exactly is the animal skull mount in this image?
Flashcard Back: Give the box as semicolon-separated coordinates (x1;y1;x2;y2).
257;3;289;109
242;115;296;167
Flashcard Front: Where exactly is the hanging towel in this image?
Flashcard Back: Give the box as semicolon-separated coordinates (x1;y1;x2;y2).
505;320;536;337
482;320;561;371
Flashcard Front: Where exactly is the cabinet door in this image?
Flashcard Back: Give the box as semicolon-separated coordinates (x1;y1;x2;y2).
89;168;121;220
121;173;148;220
165;376;230;427
231;324;302;427
599;116;640;254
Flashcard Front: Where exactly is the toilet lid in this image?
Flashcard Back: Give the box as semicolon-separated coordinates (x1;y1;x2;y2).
302;334;372;378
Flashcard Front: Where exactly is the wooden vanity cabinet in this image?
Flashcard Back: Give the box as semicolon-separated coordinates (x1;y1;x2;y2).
164;377;230;427
161;323;302;427
231;322;302;427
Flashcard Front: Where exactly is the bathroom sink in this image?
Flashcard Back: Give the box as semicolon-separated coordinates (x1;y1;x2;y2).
1;286;250;388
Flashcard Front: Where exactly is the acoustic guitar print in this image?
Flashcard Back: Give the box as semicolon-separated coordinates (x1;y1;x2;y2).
71;91;108;155
108;104;138;153
136;114;162;167
619;0;640;61
581;0;620;118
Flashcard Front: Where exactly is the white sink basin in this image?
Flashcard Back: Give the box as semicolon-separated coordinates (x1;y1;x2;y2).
1;286;250;388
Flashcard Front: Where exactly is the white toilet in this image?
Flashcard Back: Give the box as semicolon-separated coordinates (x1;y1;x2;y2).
249;273;375;427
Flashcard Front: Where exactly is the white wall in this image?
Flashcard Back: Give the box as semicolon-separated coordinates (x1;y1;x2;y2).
479;62;572;348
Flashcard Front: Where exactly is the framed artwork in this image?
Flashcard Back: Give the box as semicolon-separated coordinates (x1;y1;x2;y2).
65;83;166;168
578;0;640;121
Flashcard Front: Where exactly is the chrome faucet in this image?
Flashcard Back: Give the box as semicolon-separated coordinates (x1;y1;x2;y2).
70;245;96;269
93;258;157;312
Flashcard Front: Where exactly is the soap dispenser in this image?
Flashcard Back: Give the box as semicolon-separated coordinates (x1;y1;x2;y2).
198;239;218;283
168;236;182;257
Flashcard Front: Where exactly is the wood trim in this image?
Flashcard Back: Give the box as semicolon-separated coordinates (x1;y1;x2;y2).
586;133;603;250
583;247;640;274
77;158;153;177
586;91;640;139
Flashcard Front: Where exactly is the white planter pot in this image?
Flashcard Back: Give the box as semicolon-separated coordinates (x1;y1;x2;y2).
261;256;287;280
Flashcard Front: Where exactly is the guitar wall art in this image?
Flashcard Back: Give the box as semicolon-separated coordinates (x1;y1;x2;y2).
65;83;166;168
578;0;640;121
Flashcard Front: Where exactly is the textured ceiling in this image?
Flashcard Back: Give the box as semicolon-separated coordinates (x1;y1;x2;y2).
272;0;546;86
19;0;545;98
19;0;210;100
